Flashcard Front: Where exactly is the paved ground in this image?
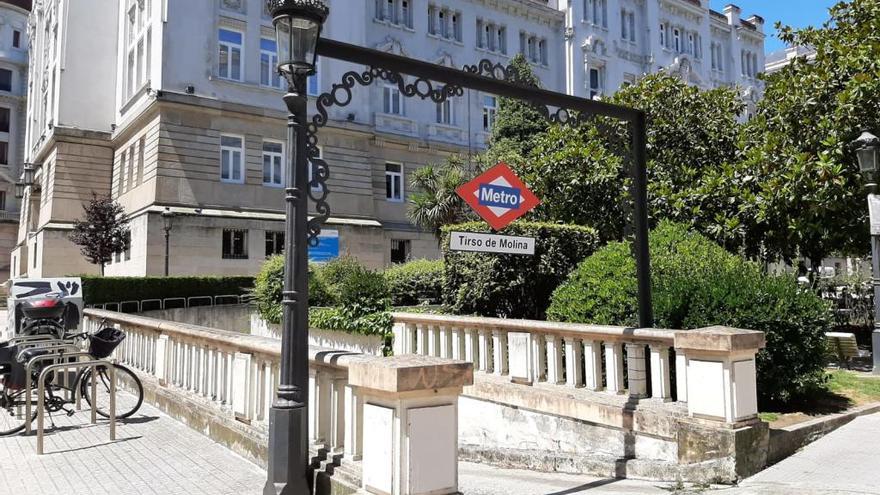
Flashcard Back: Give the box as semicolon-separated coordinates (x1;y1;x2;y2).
0;398;265;495
722;413;880;495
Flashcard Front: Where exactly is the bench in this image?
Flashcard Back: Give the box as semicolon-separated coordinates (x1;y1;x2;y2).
826;332;860;369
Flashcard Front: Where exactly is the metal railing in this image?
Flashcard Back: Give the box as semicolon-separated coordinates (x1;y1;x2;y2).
87;294;251;313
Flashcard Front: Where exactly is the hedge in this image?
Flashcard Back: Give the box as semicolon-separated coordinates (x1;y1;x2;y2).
441;221;600;319
548;221;831;406
81;276;254;305
384;259;444;306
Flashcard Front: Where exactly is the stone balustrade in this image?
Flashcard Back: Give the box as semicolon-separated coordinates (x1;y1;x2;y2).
84;308;474;494
392;313;766;427
393;312;680;402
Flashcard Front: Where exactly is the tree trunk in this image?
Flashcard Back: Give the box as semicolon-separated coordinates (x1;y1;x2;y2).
100;263;105;277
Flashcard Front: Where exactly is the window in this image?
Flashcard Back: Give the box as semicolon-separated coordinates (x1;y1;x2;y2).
519;31;526;55
222;229;249;259
476;19;484;48
401;0;411;28
383;84;403;115
220;135;244;183
265;231;284;257
497;26;507;54
124;0;151;100
527;37;536;62
0;192;6;211
428;6;437;35
592;0;607;27
0;69;11;92
482;95;497;132
436;100;453;125
588;66;604;99
385;162;403;201
539;39;547;65
12;30;20;49
218;29;243;81
687;33;694;55
386;0;398;24
0;107;9;133
378;0;412;27
628;12;635;42
262;141;284;186
260;38;283;88
390;239;411;264
123;232;131;261
622;73;637;87
308;58;320;96
659;23;666;47
621;10;627;40
673;29;681;52
451;12;461;42
0;142;8;166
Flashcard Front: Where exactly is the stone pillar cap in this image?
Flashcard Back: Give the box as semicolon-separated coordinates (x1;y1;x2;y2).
348;354;474;393
674;326;765;352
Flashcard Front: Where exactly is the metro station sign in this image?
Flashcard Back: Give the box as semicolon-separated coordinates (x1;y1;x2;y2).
456;163;540;231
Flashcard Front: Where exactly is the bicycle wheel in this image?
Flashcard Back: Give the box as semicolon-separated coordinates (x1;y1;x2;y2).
81;364;144;419
0;386;36;435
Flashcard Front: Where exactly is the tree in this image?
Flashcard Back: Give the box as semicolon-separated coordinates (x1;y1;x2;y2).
407;156;473;238
515;73;748;247
69;193;130;275
734;0;880;269
488;53;548;158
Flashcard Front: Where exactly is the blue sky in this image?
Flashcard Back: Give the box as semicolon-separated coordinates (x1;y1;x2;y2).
709;0;838;53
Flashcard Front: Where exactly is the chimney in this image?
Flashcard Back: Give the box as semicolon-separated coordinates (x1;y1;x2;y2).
723;4;741;27
746;15;764;33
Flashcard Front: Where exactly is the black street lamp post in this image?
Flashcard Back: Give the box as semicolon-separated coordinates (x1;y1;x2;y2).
854;130;880;375
265;1;328;493
162;208;175;277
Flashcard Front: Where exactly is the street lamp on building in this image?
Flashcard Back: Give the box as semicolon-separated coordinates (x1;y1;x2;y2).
161;208;175;277
854;130;880;375
265;1;328;493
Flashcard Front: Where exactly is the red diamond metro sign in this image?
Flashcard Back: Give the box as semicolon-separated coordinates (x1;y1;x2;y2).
456;162;540;231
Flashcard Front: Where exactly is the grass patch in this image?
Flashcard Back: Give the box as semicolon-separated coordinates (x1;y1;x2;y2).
758;412;780;423
827;370;880;405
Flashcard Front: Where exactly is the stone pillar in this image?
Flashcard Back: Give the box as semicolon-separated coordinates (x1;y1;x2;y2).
349;355;474;495
625;343;647;398
450;327;464;360
532;334;546;383
428;325;440;357
604;343;624;394
463;328;477;365
478;329;491;373
565;337;584;388
416;324;428;355
674;327;765;424
232;352;252;420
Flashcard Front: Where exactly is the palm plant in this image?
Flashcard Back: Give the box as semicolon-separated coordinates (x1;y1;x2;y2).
407;158;473;238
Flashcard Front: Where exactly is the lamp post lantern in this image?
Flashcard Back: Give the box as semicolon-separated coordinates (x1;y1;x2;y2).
161;208;175;277
265;1;328;493
854;130;880;375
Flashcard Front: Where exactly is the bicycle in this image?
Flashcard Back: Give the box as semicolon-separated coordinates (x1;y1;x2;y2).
0;321;144;436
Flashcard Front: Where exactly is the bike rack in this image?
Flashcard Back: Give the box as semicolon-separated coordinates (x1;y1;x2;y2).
24;351;92;434
35;359;115;455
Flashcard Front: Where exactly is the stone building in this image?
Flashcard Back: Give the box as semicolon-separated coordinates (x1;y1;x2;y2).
13;0;762;278
0;0;28;283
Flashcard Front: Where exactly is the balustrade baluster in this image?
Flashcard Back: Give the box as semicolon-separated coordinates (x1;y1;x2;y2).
463;328;477;365
532;334;546;383
650;345;672;401
583;340;602;391
675;351;687;403
439;326;450;359
451;327;464;360
604;343;624;394
330;376;346;454
477;329;491;373
344;384;363;460
416;324;428;355
492;329;508;376
565;337;584;388
626;343;648;398
546;335;563;384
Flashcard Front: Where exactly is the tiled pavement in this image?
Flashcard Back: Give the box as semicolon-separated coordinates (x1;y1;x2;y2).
0;396;265;495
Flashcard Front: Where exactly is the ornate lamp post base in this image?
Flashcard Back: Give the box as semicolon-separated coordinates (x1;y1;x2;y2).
264;406;310;495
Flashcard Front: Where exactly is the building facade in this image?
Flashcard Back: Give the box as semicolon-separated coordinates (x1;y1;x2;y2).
0;0;29;284
765;45;816;74
13;0;762;279
564;0;765;114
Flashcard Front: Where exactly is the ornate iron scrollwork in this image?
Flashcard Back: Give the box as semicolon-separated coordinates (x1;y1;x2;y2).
305;65;464;244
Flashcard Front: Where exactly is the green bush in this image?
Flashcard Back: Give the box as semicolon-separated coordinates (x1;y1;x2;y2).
253;256;336;325
384;259;444;306
548;221;832;406
81;276;253;305
442;221;600;319
336;267;389;316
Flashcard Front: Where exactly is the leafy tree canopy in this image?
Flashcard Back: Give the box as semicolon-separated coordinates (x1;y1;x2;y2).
69;193;130;276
